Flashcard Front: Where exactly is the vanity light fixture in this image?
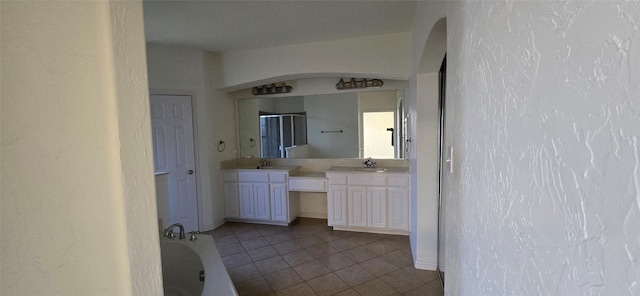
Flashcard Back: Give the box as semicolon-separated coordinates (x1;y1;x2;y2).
335;78;383;90
252;83;293;96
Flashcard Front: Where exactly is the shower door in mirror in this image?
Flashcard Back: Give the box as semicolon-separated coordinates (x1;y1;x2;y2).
259;113;307;158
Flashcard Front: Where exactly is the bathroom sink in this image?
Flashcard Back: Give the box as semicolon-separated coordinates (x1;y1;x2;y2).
352;167;388;173
327;166;409;173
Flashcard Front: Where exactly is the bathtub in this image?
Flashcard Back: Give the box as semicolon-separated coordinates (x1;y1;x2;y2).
160;234;238;296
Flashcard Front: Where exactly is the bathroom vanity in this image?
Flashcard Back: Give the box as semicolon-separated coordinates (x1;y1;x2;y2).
222;166;300;225
326;167;410;235
220;160;410;235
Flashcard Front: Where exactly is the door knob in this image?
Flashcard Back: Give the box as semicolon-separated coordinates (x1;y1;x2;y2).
188;170;194;174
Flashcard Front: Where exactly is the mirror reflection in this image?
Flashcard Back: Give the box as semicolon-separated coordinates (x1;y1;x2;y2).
238;90;405;159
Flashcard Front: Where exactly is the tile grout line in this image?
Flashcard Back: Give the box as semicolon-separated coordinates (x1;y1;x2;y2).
207;218;441;296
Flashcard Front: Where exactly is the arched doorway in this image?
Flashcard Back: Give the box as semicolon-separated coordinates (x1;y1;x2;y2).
417;16;447;286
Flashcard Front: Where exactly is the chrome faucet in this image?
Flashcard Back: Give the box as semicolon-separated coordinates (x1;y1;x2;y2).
259;158;270;168
163;223;186;240
363;157;376;168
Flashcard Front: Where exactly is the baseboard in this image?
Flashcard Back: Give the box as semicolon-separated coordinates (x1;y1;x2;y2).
201;219;225;232
438;263;445;272
414;259;438;271
298;212;328;219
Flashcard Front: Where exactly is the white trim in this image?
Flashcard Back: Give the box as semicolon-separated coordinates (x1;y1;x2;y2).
414;259;438;271
298;212;328;219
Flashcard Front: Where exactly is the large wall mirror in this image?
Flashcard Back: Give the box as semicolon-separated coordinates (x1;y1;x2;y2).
238;90;405;159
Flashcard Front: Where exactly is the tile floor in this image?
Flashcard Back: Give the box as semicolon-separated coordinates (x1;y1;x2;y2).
203;218;443;296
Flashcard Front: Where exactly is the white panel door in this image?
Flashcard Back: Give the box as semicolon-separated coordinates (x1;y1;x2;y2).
367;187;387;229
270;183;288;222
223;182;239;218
348;186;367;227
388;187;409;231
328;185;348;226
238;182;255;219
150;95;198;231
254;183;271;220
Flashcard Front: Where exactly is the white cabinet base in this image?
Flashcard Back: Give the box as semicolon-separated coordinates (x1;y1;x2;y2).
327;171;410;236
332;226;409;236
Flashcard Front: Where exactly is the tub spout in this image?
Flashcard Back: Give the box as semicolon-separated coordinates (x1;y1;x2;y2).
164;223;186;240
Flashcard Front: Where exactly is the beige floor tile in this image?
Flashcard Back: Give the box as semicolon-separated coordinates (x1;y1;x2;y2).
209;226;233;238
215;234;239;246
272;239;304;254
306;273;350;296
275;282;319;296
342;246;377;263
296;236;324;248
401;266;440;283
316;252;356;271
263;268;304;291
248;245;280;262
382;249;414;268
293;260;332;281
364;241;397;256
222;251;252;269
353;279;401;296
227;262;261;283
332;289;361;296
217;242;246;257
240;237;270;251
213;218;426;296
328;237;361;251
255;255;290;275
404;284;443;296
265;232;295;245
235;276;273;296
282;249;315;266
359;257;399;277
378;269;424;293
334;264;375;287
236;229;262;241
305;242;340;259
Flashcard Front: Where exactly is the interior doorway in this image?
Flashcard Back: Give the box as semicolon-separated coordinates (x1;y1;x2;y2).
150;94;199;232
437;55;447;286
362;111;395;158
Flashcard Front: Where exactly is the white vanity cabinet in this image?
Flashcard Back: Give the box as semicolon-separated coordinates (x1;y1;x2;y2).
222;168;298;226
223;172;240;218
327;170;410;235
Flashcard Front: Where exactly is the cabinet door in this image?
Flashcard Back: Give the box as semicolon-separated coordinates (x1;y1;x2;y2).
270;183;288;222
239;182;255;219
223;182;239;218
328;185;348;226
348;186;367;227
253;183;271;220
388;187;409;231
367;187;387;229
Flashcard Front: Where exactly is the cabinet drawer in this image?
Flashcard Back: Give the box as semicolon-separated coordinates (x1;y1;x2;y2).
223;172;238;182
238;172;269;183
289;177;327;192
348;175;386;186
269;172;288;183
327;174;348;185
387;175;410;187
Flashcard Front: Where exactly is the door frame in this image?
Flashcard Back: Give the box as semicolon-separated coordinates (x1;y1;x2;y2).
150;89;202;230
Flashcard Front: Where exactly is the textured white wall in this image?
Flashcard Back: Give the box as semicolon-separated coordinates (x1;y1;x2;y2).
444;1;640;295
1;1;162;295
220;33;411;90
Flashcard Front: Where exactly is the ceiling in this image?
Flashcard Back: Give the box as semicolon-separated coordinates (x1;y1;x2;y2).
143;1;418;53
